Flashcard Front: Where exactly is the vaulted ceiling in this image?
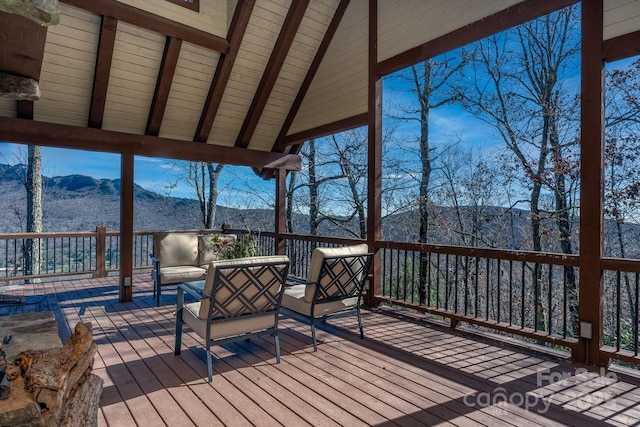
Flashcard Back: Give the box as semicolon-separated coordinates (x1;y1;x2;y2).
1;0;639;177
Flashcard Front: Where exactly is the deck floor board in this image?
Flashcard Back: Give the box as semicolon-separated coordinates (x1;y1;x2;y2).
1;275;639;426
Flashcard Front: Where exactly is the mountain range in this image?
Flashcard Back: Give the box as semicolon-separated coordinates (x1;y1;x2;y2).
0;164;279;233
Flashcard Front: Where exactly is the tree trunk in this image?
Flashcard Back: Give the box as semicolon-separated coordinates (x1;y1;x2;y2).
25;145;42;283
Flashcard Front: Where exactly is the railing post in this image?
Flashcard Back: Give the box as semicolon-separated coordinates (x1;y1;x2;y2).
94;225;107;278
274;169;286;256
579;0;605;366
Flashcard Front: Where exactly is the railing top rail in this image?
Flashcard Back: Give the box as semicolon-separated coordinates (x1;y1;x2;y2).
278;233;365;246
602;257;640;273
376;240;579;266
0;231;98;239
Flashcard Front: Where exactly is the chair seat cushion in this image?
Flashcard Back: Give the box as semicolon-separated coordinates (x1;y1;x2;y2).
282;284;358;318
183;301;277;340
159;265;207;284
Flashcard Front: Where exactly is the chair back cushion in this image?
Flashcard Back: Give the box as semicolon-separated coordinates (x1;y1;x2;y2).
154;233;199;268
198;234;237;264
199;255;290;320
305;243;370;302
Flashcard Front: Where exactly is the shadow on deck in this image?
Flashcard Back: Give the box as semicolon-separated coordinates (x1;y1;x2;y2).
0;276;639;426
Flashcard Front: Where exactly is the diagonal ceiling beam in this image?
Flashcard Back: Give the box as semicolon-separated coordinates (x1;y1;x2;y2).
0;117;301;171
234;0;310;148
377;0;579;76
273;0;350;154
61;0;229;53
146;36;182;136
194;0;255;143
88;16;117;129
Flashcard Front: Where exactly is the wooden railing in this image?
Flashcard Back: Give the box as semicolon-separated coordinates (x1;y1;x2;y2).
4;227;640;367
0;226;225;285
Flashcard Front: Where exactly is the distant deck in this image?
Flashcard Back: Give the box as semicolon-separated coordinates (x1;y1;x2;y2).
1;276;639;426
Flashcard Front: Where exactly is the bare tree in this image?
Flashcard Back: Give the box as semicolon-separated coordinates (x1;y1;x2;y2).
458;5;581;332
183;162;225;228
25;145;43;281
389;53;468;304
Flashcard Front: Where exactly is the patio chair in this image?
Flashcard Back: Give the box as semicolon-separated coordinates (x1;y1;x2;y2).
174;255;290;382
281;243;373;351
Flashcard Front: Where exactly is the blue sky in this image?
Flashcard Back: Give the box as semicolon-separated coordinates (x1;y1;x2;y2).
0;142;275;208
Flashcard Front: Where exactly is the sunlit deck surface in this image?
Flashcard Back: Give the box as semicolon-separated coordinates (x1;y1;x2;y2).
1;276;640;426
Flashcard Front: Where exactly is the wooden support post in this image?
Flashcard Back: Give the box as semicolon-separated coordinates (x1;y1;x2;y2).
274;168;286;255
94;225;107;278
119;154;134;302
366;0;382;307
578;0;605;366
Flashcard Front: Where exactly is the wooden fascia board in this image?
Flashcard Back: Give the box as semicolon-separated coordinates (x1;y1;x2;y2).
0;117;301;171
603;30;640;63
60;0;229;53
89;16;117;129
281;113;368;148
234;0;310;148
377;0;579;76
195;0;255;142
273;0;350;153
146;37;182;136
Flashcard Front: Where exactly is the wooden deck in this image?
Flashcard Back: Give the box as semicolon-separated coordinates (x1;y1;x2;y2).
1;276;640;426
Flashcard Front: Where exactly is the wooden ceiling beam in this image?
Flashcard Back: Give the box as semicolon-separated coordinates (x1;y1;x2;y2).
273;0;350;154
146;37;182;136
281;113;368;148
194;0;255;143
0;117;301;171
235;0;310;148
377;0;579;76
60;0;229;53
603;30;640;63
88;16;117;129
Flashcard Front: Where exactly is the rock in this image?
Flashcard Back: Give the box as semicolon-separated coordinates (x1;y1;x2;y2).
0;72;41;101
0;0;60;26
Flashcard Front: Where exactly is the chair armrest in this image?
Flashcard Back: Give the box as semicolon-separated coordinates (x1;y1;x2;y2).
286;275;306;286
149;254;161;284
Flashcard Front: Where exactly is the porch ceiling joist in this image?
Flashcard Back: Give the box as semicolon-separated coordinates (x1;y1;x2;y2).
60;0;229;53
0;117;301;171
234;0;310;148
195;0;255;143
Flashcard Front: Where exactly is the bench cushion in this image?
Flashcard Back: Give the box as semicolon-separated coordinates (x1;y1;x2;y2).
305;243;369;302
154;232;199;267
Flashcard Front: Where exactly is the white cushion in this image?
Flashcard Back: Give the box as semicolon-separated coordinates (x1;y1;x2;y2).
282;284;359;317
183;301;277;340
159;265;207;284
154;233;199;267
305;243;369;302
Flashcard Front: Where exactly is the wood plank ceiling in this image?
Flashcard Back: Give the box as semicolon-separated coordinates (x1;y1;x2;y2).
1;0;640;178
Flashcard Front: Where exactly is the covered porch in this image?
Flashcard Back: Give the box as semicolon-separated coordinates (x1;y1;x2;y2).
2;275;639;426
